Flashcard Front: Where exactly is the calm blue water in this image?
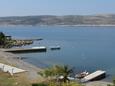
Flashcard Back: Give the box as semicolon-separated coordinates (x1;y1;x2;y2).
0;26;115;81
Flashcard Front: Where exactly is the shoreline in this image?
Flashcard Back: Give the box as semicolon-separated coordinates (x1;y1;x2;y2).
0;51;43;82
0;51;113;86
1;24;115;27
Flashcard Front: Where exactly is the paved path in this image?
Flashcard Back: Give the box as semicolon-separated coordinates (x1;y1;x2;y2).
0;63;26;75
85;81;112;86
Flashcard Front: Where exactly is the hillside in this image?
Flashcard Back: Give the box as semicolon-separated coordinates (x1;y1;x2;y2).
0;14;115;26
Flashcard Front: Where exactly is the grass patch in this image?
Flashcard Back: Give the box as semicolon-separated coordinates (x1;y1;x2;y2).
0;72;15;86
32;81;83;86
0;71;31;86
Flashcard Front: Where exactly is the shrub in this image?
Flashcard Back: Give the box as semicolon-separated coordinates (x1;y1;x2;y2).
32;83;47;86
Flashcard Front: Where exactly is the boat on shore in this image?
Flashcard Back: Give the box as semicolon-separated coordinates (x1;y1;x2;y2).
75;70;89;79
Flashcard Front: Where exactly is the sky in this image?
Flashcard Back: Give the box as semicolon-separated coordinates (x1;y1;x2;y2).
0;0;115;16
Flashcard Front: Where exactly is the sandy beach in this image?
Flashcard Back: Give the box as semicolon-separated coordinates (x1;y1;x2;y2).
0;51;43;82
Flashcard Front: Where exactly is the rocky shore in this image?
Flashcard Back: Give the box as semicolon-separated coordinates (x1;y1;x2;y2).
12;39;33;47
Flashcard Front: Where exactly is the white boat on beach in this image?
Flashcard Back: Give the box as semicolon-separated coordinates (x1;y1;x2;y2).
75;70;89;79
58;75;75;81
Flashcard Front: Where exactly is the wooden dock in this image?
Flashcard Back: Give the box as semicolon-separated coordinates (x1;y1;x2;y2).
81;70;106;82
0;46;47;53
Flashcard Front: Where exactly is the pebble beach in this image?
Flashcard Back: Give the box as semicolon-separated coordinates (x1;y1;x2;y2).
0;51;43;82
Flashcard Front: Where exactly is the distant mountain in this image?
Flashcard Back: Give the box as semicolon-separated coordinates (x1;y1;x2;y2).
0;14;115;26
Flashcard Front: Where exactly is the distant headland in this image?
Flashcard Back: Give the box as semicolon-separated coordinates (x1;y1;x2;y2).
0;14;115;26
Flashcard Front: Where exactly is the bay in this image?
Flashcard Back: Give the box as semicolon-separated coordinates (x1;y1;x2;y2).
0;26;115;81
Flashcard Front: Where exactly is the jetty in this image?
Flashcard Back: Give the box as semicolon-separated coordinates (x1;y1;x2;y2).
13;38;43;41
0;63;26;76
0;46;47;53
81;70;106;82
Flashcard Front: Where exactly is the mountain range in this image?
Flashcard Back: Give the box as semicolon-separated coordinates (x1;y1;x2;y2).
0;14;115;26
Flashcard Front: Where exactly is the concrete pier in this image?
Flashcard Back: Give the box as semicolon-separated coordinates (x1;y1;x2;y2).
0;46;47;53
81;70;106;82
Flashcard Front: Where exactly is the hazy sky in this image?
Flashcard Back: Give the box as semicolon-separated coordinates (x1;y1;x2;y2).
0;0;115;16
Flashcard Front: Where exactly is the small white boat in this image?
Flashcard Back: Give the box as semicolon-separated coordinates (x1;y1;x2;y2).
75;70;89;79
58;75;75;81
50;46;61;50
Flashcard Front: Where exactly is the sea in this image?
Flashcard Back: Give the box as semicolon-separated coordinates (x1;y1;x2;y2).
0;26;115;81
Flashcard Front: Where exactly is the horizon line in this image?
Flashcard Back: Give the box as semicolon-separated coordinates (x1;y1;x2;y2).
0;13;115;17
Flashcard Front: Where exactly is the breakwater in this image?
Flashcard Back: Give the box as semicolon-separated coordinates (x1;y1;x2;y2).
12;39;33;47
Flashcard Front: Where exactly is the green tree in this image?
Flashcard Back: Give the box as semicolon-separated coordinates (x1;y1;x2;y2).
54;65;73;82
0;32;6;45
39;65;73;83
